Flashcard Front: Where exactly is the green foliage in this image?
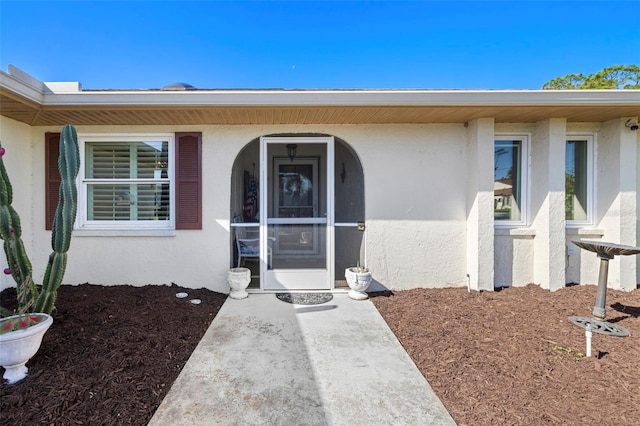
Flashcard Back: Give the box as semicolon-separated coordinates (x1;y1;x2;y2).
0;125;79;316
542;65;640;89
565;173;575;219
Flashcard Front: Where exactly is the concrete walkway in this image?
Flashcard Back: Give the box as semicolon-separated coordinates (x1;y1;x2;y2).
149;294;456;426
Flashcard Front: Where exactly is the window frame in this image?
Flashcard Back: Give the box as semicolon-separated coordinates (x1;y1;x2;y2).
494;133;530;228
76;133;176;232
565;133;595;227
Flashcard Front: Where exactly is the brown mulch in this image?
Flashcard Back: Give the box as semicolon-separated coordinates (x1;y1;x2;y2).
372;284;640;426
1;283;639;425
0;284;227;426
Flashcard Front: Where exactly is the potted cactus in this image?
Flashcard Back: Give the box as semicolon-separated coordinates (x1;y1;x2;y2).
0;124;79;383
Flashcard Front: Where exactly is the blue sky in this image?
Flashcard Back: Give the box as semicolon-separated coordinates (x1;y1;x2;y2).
1;1;638;90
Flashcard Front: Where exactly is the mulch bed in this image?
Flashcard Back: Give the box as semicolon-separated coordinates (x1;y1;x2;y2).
372;284;640;425
1;283;639;425
0;284;226;426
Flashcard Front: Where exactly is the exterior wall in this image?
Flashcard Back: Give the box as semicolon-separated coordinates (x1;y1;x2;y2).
595;118;638;290
565;122;604;286
1;115;638;293
494;231;534;287
496;120;640;291
494;123;536;288
565;119;639;290
0;117;35;291
565;229;602;285
351;124;469;290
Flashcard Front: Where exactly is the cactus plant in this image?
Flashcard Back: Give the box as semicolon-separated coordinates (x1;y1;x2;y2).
0;125;79;316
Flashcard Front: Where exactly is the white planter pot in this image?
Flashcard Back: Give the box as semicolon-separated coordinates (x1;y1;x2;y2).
0;314;53;384
345;267;372;300
228;267;251;299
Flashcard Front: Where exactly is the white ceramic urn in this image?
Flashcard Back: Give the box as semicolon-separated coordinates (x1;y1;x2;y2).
345;267;373;300
0;314;53;384
228;267;251;299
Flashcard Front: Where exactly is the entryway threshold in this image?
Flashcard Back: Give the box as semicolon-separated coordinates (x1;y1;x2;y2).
148;293;456;425
246;288;350;294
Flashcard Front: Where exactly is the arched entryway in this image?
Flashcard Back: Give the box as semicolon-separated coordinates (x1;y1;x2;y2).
230;134;364;291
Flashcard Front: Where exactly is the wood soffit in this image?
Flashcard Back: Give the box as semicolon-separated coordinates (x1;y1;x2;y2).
2;88;639;127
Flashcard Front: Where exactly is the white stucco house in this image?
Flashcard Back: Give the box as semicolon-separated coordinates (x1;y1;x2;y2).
1;65;639;294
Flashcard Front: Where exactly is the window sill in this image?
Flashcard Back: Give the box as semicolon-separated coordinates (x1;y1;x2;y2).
494;228;536;238
73;229;176;237
566;228;605;237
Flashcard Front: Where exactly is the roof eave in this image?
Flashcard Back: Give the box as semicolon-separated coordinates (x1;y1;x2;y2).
2;67;639;108
36;89;640;108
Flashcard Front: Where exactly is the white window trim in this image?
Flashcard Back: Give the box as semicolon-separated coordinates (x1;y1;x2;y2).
75;133;175;234
566;133;596;228
494;133;530;228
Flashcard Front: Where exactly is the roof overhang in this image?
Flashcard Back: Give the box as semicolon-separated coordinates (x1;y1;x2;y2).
1;66;639;126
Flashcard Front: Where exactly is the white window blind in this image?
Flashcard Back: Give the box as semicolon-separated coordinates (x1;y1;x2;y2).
82;139;171;225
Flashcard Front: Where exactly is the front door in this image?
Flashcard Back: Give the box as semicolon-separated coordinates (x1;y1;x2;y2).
260;136;334;290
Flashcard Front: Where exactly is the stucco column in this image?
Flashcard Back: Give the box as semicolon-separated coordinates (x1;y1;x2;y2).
466;118;495;291
531;118;566;291
597;118;638;290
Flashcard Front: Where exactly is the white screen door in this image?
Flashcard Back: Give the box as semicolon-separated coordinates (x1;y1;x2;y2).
260;136;334;290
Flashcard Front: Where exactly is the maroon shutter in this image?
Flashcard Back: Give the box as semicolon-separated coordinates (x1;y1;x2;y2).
45;132;61;230
175;132;202;229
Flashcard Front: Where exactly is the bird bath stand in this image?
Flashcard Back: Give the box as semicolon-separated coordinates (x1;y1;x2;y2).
568;241;639;337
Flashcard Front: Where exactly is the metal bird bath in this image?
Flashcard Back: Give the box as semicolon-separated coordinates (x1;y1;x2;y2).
568;241;639;337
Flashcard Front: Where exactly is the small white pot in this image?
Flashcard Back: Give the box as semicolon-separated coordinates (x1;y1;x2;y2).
345;267;372;300
228;267;251;299
0;314;53;384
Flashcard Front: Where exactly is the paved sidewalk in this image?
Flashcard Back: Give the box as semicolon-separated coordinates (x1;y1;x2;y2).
149;293;456;426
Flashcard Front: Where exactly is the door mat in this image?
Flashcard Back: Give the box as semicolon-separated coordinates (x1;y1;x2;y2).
276;293;333;305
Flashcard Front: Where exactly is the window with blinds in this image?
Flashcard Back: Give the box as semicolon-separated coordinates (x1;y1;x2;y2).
79;136;174;228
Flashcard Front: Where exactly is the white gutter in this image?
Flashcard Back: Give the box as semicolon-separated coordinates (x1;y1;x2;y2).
42;90;639;107
2;65;639;108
